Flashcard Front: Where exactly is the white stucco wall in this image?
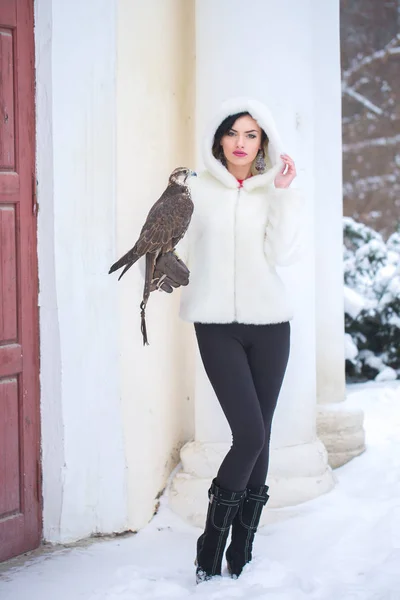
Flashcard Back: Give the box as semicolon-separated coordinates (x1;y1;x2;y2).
35;0;346;542
116;0;196;531
36;0;127;542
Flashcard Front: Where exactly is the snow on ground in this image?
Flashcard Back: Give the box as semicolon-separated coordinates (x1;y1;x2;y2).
1;383;400;600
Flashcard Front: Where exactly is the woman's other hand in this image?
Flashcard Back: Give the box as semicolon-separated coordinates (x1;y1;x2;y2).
274;154;296;189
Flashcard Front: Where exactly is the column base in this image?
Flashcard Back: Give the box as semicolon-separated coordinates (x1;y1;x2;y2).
317;402;366;469
169;439;336;527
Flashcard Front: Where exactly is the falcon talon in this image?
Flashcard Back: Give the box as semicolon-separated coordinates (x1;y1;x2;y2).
156;274;168;289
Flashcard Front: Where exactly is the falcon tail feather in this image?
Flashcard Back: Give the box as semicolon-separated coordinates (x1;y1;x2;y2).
108;250;141;278
117;262;134;281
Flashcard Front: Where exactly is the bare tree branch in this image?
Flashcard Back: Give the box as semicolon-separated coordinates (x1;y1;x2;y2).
342;115;361;125
343;133;400;152
343;33;400;82
344;174;399;194
342;84;384;115
352;76;371;92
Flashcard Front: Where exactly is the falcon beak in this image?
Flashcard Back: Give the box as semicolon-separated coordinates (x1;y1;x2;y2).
186;170;197;181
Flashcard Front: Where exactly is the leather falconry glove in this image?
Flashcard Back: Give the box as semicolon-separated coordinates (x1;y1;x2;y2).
150;251;190;293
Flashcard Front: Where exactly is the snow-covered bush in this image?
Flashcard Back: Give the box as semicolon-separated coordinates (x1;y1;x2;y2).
344;217;400;382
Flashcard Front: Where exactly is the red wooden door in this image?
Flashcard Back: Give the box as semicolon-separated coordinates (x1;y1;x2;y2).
0;0;41;561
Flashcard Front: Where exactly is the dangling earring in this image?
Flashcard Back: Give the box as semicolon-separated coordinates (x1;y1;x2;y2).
219;147;227;167
255;149;266;173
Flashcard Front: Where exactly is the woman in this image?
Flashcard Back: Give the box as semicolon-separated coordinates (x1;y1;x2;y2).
155;97;303;582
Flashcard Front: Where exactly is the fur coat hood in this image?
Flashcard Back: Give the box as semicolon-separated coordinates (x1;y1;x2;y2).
201;96;285;191
177;97;304;325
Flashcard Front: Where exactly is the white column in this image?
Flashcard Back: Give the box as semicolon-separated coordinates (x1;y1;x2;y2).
170;0;335;527
313;1;365;468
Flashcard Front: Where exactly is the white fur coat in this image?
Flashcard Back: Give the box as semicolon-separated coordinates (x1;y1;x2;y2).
176;97;304;325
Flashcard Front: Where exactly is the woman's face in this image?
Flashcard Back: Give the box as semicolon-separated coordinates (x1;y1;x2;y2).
220;115;262;169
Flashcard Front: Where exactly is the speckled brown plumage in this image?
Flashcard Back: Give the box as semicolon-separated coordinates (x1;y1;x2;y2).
108;167;195;345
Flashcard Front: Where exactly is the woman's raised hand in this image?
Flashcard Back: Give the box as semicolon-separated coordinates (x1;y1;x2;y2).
274;153;296;189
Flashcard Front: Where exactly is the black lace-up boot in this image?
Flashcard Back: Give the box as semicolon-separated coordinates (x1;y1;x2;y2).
225;484;269;578
195;478;246;584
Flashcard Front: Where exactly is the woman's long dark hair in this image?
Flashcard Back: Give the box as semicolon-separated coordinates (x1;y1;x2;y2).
212;111;268;159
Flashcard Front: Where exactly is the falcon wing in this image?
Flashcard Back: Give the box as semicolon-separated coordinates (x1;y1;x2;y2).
135;184;193;256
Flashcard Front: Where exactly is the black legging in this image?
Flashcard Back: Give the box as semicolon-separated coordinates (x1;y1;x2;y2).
194;321;290;492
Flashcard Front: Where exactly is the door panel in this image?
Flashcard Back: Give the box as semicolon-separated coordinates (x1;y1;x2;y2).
0;0;41;562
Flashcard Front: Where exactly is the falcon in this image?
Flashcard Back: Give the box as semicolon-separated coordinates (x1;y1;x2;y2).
108;167;196;345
